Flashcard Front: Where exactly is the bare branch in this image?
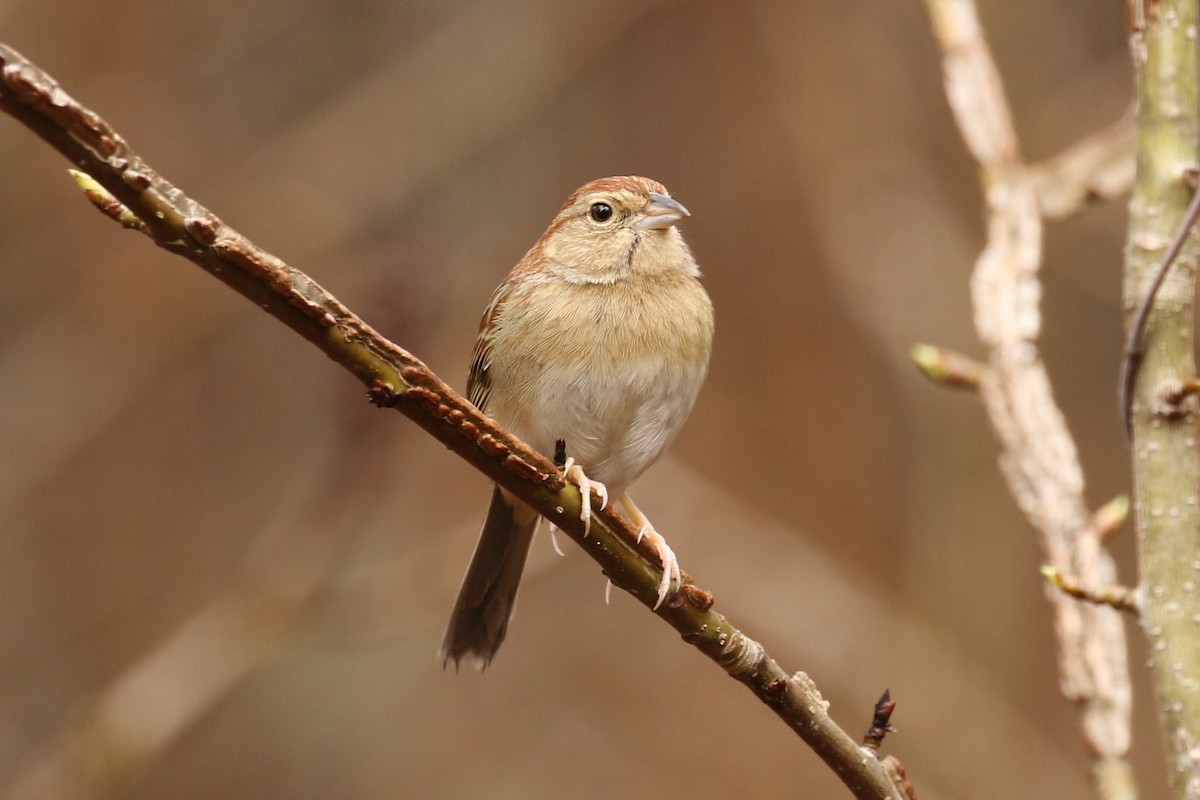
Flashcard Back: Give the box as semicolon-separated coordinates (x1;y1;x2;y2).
922;2;1135;797
1123;2;1200;796
0;44;905;800
1029;111;1135;221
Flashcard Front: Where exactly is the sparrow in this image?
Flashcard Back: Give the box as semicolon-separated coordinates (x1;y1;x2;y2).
441;176;714;669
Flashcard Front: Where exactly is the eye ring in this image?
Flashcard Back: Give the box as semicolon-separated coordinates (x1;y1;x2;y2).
589;202;614;223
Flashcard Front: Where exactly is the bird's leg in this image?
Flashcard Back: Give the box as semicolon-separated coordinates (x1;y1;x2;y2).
546;438;569;555
618;494;681;610
559;455;609;539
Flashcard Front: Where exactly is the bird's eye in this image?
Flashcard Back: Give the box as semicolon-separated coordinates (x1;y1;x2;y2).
589;202;614;223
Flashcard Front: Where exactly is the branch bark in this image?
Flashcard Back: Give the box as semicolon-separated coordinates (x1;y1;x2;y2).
0;44;905;800
1124;3;1200;797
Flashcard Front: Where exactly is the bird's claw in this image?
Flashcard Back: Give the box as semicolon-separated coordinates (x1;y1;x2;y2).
561;459;609;539
639;524;681;610
558;464;678;608
548;524;567;557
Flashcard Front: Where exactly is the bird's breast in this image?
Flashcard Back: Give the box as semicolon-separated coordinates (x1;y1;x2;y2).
484;274;713;491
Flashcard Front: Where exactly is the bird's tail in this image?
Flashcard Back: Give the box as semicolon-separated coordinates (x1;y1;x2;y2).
440;486;540;670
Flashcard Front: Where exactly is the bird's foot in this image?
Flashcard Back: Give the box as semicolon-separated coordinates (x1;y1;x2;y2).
619;494;680;610
636;521;681;610
560;457;609;538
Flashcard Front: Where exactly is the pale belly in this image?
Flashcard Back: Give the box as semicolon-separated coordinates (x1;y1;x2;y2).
490;357;705;495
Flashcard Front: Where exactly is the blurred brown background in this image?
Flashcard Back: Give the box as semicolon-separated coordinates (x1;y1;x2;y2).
0;1;1148;798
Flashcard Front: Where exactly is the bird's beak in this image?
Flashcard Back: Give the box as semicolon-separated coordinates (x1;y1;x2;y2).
636;192;690;230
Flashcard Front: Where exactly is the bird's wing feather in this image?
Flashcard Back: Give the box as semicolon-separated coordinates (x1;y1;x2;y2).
467;281;510;412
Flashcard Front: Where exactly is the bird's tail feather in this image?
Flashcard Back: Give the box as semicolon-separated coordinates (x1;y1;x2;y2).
440;486;539;670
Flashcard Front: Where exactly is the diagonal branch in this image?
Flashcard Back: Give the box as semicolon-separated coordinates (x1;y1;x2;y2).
0;44;905;800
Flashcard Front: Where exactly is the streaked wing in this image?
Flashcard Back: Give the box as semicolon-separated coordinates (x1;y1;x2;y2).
467;282;510;412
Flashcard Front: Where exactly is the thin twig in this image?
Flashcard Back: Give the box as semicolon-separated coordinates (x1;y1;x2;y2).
1029;110;1135;221
910;344;984;390
0;44;905;800
1041;566;1140;615
1119;179;1200;438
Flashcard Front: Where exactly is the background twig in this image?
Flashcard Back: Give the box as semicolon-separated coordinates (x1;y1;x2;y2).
1030;110;1136;222
923;1;1135;797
